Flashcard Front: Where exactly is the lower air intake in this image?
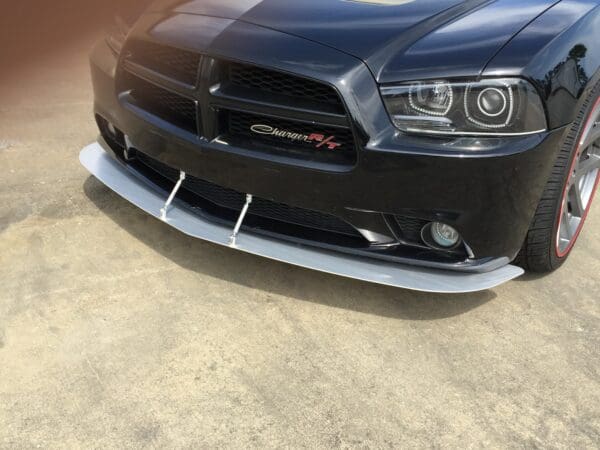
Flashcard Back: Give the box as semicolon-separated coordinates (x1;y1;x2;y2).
134;151;364;239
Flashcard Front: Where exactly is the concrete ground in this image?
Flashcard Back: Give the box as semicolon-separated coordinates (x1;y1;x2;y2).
1;34;599;449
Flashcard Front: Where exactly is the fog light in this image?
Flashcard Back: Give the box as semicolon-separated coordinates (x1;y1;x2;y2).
431;222;460;248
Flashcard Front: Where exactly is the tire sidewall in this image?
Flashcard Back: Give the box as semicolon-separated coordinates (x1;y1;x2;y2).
549;91;600;269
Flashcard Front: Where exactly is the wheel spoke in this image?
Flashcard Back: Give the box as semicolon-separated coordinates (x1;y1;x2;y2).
582;124;600;149
568;182;586;217
561;207;572;239
575;154;600;178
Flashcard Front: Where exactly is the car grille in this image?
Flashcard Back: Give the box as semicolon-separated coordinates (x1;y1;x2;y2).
126;40;201;86
124;72;198;134
133;151;363;238
118;40;357;170
228;62;344;112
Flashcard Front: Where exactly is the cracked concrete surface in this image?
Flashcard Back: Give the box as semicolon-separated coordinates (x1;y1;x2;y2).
0;36;599;449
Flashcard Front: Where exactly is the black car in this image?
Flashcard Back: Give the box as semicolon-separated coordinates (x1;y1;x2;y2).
81;0;600;293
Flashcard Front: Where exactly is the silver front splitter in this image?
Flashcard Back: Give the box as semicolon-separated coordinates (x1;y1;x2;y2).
80;142;524;293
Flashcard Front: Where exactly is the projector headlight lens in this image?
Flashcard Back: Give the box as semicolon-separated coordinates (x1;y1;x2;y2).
477;88;507;117
381;78;546;136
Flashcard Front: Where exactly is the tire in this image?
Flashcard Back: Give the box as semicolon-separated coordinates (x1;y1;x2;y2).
516;83;600;272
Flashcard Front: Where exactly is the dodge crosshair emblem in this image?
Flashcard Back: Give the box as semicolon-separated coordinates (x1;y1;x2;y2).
250;124;342;150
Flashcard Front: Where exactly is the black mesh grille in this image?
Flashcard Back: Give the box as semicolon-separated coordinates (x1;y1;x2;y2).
135;152;362;237
127;40;200;86
229;63;344;112
117;42;358;170
226;110;356;166
394;216;429;244
125;73;198;134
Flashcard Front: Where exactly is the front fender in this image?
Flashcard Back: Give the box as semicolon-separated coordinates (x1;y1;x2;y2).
484;0;600;129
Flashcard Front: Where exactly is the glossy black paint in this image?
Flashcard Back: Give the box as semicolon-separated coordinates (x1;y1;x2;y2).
485;0;600;128
90;0;600;270
147;0;561;81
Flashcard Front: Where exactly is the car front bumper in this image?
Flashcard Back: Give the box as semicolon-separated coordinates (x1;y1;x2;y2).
80;141;524;293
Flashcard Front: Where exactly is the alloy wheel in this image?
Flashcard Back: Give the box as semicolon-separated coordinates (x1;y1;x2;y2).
556;98;600;256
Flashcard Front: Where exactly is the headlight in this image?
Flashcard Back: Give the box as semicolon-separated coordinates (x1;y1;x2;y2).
381;78;547;136
106;16;130;56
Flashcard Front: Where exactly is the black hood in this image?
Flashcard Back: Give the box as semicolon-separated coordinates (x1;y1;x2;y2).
147;0;560;82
